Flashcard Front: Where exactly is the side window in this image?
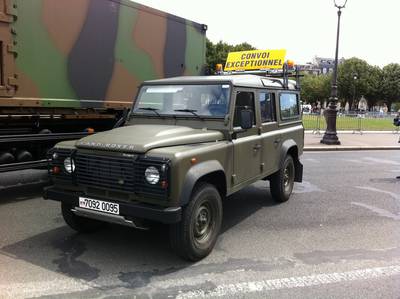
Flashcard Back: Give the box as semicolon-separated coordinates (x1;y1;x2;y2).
280;93;300;120
233;91;256;127
259;92;275;123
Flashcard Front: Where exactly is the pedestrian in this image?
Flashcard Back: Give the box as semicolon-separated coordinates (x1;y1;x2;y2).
396;112;400;179
394;112;400;127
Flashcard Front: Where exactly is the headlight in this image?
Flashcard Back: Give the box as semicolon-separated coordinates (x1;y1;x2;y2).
64;157;75;173
145;166;160;185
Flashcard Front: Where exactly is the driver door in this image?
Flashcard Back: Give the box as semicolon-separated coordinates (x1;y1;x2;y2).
232;90;262;186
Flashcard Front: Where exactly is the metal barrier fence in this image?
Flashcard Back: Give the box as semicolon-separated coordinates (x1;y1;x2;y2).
302;113;399;134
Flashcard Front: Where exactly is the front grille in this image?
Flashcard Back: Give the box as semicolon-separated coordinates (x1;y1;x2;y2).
75;152;135;192
75;152;169;199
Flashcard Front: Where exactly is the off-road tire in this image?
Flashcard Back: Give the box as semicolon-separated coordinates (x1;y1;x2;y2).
270;155;295;203
61;202;105;233
170;183;223;261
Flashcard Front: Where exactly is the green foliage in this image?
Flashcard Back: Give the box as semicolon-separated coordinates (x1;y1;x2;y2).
392;102;400;112
364;65;383;107
337;57;371;108
336;58;400;111
381;63;400;110
300;74;331;104
206;39;255;74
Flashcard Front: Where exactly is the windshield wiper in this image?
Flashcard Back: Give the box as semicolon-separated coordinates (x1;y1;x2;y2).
138;107;161;117
174;109;204;120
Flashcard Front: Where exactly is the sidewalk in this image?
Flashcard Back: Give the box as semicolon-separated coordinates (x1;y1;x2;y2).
304;131;400;151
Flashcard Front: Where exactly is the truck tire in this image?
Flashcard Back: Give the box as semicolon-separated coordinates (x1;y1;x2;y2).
170;183;222;261
270;155;295;203
61;203;105;233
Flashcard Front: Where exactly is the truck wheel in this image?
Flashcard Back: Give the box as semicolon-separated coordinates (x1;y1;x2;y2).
270;155;295;203
61;203;105;233
170;183;222;261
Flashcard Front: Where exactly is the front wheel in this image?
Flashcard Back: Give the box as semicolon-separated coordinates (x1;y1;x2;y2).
170;183;223;261
270;155;295;203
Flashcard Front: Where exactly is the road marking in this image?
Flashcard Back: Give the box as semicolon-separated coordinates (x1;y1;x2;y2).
176;265;400;298
356;186;400;201
362;157;400;166
351;202;400;221
0;278;91;298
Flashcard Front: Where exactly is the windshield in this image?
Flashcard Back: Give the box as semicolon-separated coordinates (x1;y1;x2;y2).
132;84;231;118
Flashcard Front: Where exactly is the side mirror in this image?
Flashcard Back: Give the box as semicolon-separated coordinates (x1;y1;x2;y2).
240;109;253;130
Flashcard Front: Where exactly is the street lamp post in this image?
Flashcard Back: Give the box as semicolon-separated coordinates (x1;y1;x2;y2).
352;73;358;110
321;0;347;145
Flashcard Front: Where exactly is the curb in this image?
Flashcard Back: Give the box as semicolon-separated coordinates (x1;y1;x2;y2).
304;146;400;151
305;130;399;134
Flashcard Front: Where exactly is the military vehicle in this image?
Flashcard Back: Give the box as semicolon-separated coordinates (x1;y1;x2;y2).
45;52;304;261
0;0;206;172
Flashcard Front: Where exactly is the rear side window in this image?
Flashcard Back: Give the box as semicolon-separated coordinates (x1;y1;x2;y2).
280;93;299;120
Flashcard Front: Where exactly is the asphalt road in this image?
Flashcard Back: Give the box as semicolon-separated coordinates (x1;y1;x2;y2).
0;151;400;299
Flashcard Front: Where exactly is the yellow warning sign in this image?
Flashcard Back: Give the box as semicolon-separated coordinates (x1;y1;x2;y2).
224;49;286;71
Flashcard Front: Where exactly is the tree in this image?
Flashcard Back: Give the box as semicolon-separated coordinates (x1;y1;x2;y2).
300;74;331;105
381;63;400;111
337;57;370;109
206;39;255;74
364;65;383;108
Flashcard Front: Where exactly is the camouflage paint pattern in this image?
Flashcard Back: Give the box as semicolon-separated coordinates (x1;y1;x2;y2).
2;0;206;109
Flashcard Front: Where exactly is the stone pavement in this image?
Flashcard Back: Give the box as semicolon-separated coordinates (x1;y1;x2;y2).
304;131;400;151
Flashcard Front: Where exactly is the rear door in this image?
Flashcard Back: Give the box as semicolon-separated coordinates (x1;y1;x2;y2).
258;90;281;174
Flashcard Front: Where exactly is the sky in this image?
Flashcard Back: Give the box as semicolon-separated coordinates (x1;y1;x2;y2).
134;0;400;68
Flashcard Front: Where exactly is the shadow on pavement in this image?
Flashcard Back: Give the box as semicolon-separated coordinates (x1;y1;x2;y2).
0;181;279;289
1;169;50;204
0;182;49;205
221;181;277;233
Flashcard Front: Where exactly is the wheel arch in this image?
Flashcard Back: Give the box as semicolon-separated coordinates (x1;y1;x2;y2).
179;160;227;206
280;139;303;182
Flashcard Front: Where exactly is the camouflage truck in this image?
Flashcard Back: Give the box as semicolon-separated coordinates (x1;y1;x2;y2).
0;0;206;172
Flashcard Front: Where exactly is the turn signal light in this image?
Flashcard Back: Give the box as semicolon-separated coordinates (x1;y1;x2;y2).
51;166;61;174
85;127;95;133
190;157;197;165
161;180;168;189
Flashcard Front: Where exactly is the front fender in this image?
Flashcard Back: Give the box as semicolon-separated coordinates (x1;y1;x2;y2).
178;160;225;206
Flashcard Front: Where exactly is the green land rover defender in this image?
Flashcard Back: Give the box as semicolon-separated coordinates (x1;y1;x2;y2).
44;72;304;261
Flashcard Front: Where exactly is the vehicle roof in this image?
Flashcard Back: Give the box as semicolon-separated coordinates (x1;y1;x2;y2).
144;74;298;90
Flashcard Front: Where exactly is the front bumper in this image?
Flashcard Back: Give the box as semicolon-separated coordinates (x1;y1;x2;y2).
43;187;181;224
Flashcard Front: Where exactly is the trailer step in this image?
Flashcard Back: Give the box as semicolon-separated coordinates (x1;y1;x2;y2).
0;159;48;172
0;132;92;143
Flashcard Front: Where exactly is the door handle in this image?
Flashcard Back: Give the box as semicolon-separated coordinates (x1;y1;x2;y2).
253;144;262;151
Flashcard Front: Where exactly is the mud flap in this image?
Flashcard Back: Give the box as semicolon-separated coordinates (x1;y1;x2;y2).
294;160;303;182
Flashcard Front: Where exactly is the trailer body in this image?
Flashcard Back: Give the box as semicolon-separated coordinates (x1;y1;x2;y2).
0;0;207;171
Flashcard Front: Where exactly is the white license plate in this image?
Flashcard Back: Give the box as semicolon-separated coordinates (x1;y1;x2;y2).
78;197;120;215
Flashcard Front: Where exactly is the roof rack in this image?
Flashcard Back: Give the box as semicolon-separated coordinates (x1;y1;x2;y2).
217;62;302;90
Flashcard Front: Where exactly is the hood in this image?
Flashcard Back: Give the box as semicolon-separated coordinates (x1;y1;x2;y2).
76;125;224;153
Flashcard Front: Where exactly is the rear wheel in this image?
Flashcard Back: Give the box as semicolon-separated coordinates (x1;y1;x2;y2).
270;155;295;202
61;203;105;233
170;183;222;261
